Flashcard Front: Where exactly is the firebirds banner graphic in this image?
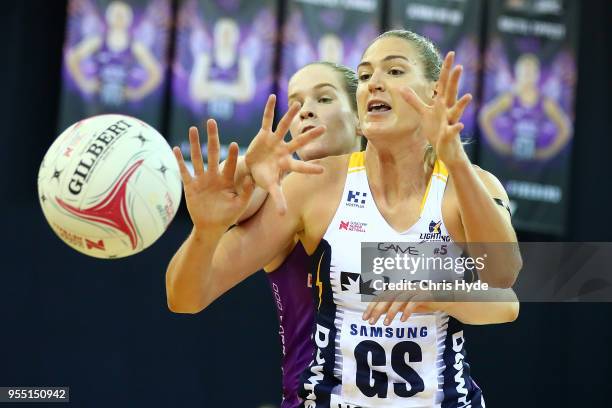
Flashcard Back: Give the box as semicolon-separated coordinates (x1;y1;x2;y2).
168;0;277;161
277;0;382;113
477;0;578;235
59;0;172;131
387;0;484;158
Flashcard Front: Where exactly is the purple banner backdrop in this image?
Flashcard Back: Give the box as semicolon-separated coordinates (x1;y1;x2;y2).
388;0;483;156
169;0;277;160
478;0;578;235
59;0;172;131
278;0;382;113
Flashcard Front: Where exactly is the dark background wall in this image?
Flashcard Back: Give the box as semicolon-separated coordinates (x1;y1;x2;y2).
0;0;610;407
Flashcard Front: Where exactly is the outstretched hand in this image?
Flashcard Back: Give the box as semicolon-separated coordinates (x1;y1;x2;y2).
400;51;472;166
173;120;255;232
245;94;326;215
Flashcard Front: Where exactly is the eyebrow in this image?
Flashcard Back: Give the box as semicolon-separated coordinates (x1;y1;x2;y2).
288;83;338;100
357;55;412;69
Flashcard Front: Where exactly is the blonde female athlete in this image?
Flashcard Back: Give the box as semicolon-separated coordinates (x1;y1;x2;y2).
479;53;571;160
189;18;256;105
238;61;362;408
167;30;521;407
66;1;162;105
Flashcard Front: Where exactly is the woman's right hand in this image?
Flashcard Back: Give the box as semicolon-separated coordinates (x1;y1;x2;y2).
173;119;255;233
400;52;473;168
245;94;326;215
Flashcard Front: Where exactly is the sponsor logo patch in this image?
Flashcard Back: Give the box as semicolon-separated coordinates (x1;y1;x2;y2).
339;220;367;233
346;190;367;208
419;220;451;242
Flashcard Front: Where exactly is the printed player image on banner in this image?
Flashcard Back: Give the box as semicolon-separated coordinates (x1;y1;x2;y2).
278;0;381;111
388;0;483;149
59;0;172;130
478;0;578;235
169;0;276;160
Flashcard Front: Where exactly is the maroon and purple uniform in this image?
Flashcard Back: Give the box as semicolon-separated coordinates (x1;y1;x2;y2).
267;242;315;408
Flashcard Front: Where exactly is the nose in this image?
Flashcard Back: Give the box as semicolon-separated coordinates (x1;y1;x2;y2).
299;106;317;120
368;71;385;93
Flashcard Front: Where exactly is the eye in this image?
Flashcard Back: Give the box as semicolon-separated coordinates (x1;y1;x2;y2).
318;96;333;103
358;73;371;82
389;68;404;76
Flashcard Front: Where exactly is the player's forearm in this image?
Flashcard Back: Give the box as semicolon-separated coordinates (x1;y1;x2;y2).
133;44;162;97
479;108;510;155
479;112;497;142
538;103;570;159
447;157;522;287
237;187;268;222
67;53;91;89
129;66;161;99
445;301;519;325
235;60;255;102
444;288;519;325
165;226;225;314
447;156;516;243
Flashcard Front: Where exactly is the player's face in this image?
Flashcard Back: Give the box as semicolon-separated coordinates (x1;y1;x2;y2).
318;35;344;64
106;2;133;29
516;56;540;87
287;65;359;161
356;36;435;142
213;20;239;68
215;19;239;49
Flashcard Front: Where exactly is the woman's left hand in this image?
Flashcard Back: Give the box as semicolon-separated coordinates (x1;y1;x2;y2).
400;51;472;167
362;288;451;326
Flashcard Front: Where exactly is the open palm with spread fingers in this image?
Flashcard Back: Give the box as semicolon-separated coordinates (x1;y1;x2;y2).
245;94;326;215
173;120;254;232
401;51;473;166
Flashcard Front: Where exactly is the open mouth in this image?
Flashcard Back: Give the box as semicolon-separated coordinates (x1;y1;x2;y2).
301;125;316;134
367;101;391;113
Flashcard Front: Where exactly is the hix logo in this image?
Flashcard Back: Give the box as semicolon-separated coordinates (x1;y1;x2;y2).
346;190;367;208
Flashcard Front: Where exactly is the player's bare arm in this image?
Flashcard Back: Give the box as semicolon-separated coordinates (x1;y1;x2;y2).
401;52;521;288
166;95;330;313
363;49;520;326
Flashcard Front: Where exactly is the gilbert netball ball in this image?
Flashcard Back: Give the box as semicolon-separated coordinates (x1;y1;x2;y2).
37;114;182;258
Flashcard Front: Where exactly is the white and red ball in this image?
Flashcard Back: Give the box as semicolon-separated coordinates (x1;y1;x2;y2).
37;114;182;258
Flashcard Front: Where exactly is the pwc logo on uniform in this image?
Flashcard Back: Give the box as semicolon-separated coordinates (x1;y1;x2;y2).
346;190;367;208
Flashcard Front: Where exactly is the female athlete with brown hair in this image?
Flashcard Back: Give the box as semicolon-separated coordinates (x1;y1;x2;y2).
167;30;521;407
